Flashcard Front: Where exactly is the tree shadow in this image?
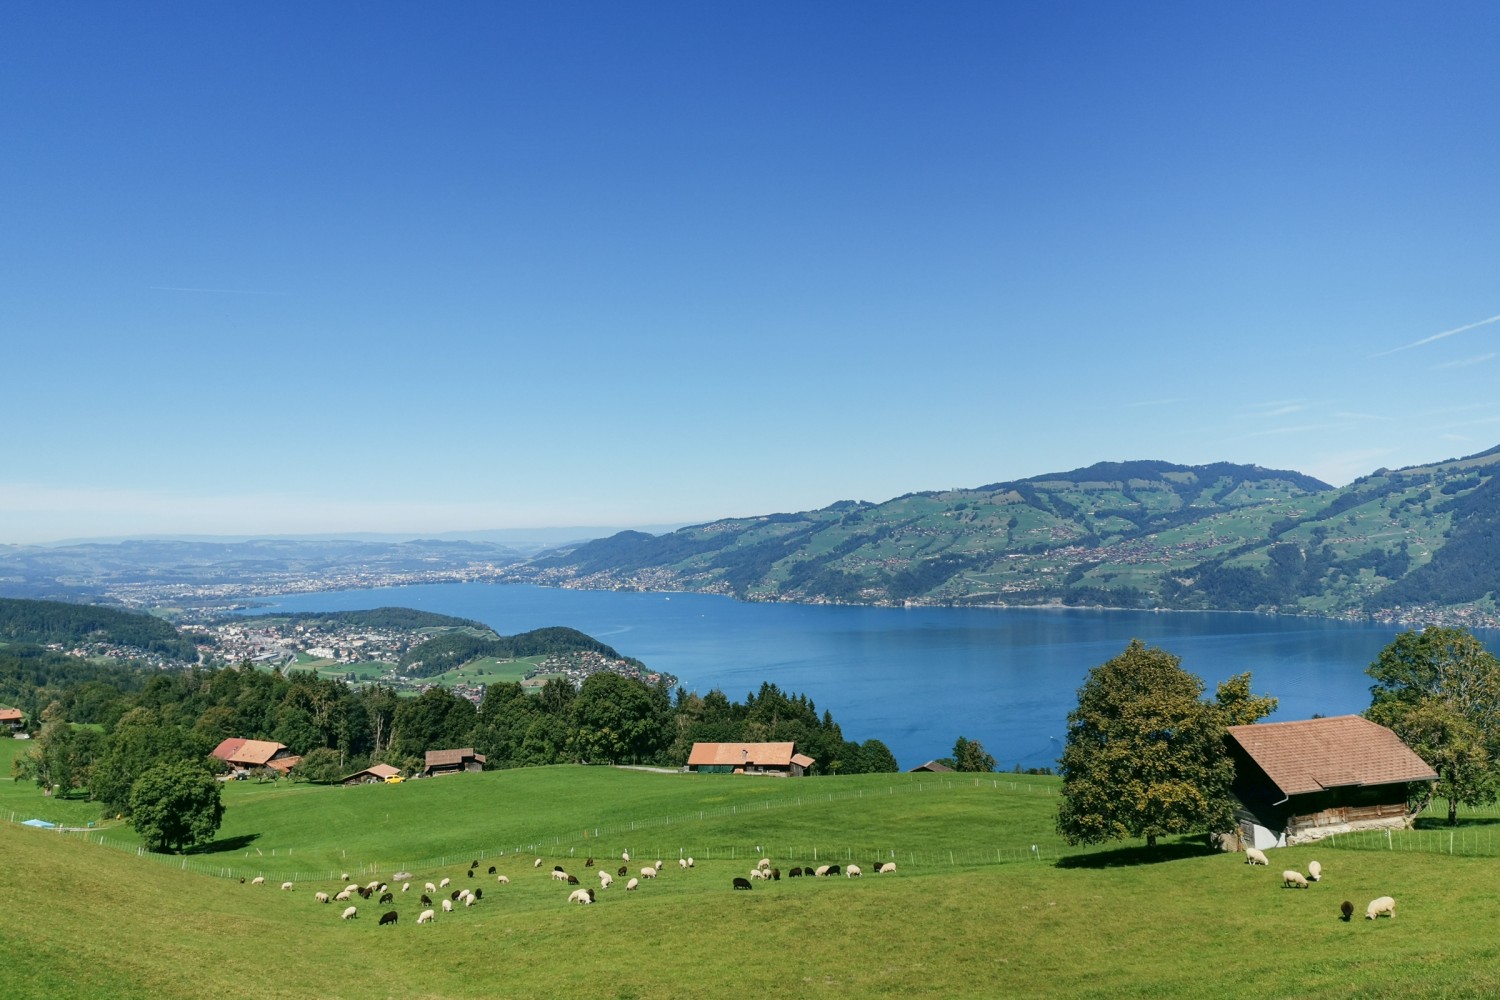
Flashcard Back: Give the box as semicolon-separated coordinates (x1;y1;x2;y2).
1055;841;1220;869
187;833;260;855
1415;817;1500;830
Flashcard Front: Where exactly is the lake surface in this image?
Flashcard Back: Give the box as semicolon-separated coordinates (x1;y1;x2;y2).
247;583;1492;771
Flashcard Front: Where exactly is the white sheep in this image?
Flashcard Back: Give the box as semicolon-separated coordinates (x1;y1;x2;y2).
748;868;767;880
314;891;330;904
250;876;265;885
402;882;410;892
656;860;664;873
551;870;569;881
534;858;543;868
464;894;476;907
598;872;613;888
365;880;381;891
568;888;594;904
814;865;831;877
1366;896;1396;920
878;862;897;874
334;889;353;902
439;877;451;889
622;851;630;862
1308;860;1322;882
640;866;658;879
458;889;472;902
496;875;510;885
442;898;453;912
679;858;689;869
757;858;771;870
417;908;435;924
1244;847;1269;866
341;872;350;881
281;881;295;891
1282;870;1308;889
341;906;357;920
626;877;639;890
686;857;695;868
846;864;862;878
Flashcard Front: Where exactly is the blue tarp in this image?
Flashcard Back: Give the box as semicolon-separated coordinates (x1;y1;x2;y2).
21;818;56;828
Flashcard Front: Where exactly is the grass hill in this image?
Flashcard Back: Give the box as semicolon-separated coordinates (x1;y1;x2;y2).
4;762;1500;998
0;597;197;661
517;447;1500;619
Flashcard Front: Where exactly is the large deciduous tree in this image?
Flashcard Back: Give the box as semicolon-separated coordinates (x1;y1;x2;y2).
1057;640;1270;848
129;759;224;853
1366;627;1500;824
952;736;997;773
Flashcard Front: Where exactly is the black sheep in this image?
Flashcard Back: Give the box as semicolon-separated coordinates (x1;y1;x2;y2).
732;877;753;890
826;865;841;877
379;891;394;904
567;875;580;885
488;866;496;874
554;865;565;873
379;910;398;926
470;860;479;869
771;868;780;881
451;889;461;900
1341;900;1354;922
584;857;594;867
420;894;432;907
474;888;483;900
789;867;802;878
618;865;628;877
467;870;474;878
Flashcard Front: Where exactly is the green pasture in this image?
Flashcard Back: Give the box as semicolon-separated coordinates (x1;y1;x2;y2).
7;768;1500;998
428;654;553;687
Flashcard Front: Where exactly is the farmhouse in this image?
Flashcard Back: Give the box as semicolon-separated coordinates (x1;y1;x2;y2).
423;747;486;776
909;760;955;773
210;737;301;776
1225;715;1437;848
0;707;23;733
686;742;815;776
340;763;402;786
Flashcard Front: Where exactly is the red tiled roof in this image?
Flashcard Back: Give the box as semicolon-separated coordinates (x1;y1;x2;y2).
424;748;486;768
266;755;301;775
790;753;815;768
210;738;290;767
0;708;23;723
1227;716;1437;796
687;742;797;767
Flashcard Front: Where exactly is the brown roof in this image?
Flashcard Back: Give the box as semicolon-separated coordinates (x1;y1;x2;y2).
424;748;486;768
687;742;797;767
0;708;22;723
790;753;815;768
1227;716;1437;796
266;755;301;775
340;763;401;782
909;760;955;773
210;738;291;767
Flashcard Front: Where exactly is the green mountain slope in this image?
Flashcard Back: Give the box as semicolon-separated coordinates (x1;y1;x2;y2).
517;449;1500;618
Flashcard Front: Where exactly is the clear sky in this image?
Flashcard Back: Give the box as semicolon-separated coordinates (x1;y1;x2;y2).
4;2;1498;544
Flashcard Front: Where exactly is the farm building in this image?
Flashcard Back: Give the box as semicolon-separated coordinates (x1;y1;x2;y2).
423;747;486;776
340;763;402;786
1225;715;1437;848
686;742;815;776
210;738;301;776
0;707;23;733
909;760;955;773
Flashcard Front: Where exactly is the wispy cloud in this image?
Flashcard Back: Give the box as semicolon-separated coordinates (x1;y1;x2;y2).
1370;312;1500;358
1432;353;1497;370
1244;400;1312;419
1332;410;1390;422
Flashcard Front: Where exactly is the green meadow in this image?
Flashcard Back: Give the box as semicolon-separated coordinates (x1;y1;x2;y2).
5;756;1500;998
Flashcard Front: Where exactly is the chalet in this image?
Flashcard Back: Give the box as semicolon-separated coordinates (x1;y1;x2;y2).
0;708;23;733
340;763;402;786
423;748;486;777
1225;715;1437;849
909;760;955;773
210;738;302;776
686;742;814;777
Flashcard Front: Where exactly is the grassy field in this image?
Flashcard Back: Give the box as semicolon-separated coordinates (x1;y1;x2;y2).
427;654;556;687
6;763;1500;998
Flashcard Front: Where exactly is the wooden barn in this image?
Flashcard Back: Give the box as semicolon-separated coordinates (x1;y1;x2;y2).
210;738;301;776
1225;715;1437;848
686;742;814;776
423;747;486;777
340;763;402;786
909;760;955;773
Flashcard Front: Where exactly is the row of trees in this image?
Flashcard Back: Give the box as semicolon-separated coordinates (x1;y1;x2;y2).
1056;627;1500;850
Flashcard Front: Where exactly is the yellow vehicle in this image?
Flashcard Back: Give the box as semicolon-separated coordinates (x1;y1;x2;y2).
384;775;405;784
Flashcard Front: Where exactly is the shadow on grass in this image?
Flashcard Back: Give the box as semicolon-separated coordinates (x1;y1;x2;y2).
188;833;260;855
1056;841;1219;869
1415;817;1500;830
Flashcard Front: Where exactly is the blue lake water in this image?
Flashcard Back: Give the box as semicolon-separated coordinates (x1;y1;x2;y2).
248;583;1494;771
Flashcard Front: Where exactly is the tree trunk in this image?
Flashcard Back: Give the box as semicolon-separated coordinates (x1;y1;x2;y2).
1146;832;1157;848
1449;797;1459;826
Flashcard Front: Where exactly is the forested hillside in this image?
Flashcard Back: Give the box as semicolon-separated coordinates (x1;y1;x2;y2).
399;626;639;678
514;448;1500;619
0;598;198;661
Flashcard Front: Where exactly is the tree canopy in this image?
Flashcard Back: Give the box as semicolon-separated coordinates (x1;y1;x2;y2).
129;759;224;853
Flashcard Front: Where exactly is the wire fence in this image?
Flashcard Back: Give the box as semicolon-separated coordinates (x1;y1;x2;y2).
3;775;1080;882
1323;825;1500;858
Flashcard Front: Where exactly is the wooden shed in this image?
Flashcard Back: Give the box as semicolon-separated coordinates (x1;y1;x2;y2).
423;747;487;777
909;760;955;773
686;742;813;776
340;763;402;786
1225;715;1437;848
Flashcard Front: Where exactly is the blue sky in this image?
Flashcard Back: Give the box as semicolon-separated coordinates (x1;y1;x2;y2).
4;2;1498;544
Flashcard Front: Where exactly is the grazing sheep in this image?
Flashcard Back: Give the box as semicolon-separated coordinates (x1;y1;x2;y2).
567;875;580;885
846;865;862;878
1308;860;1322;882
357;887;372;899
585;857;594;867
826;865;841;877
789;867;803;878
451;889;461;900
1366;896;1396;920
687;858;695;868
656;860;664;873
250;877;265;886
474;888;483;900
457;889;470;902
568;888;595;904
732;877;753;890
488;866;496;875
551;870;569;882
420;894;432;906
748;868;767;880
341;906;358;920
622;851;630;862
425;882;437;893
814;865;830;877
1282;870;1309;889
467;870;474;879
534;858;543;868
617;865;628;877
314;891;330;904
439;877;451;889
626;878;639;891
464;894;476;907
239;877;245;884
1340;901;1355;922
347;883;361;894
379;891;394;904
418;908;435;924
554;865;565;873
772;868;780;881
878;863;897;874
279;881;293;891
598;872;613;888
341;872;349;881
379;883;388;893
1244;847;1269;866
757;858;772;870
470;860;478;869
442;899;453;913
641;866;658;879
402;882;410;892
679;858;689;869
496;875;509;885
335;890;353;902
379;910;398;925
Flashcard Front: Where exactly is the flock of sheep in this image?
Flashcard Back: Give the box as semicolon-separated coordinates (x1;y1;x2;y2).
242;847;898;924
1242;846;1395;921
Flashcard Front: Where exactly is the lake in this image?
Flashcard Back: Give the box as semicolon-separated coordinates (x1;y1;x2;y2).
247;583;1488;771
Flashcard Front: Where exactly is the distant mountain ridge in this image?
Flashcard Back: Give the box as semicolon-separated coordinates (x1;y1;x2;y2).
513;448;1500;620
